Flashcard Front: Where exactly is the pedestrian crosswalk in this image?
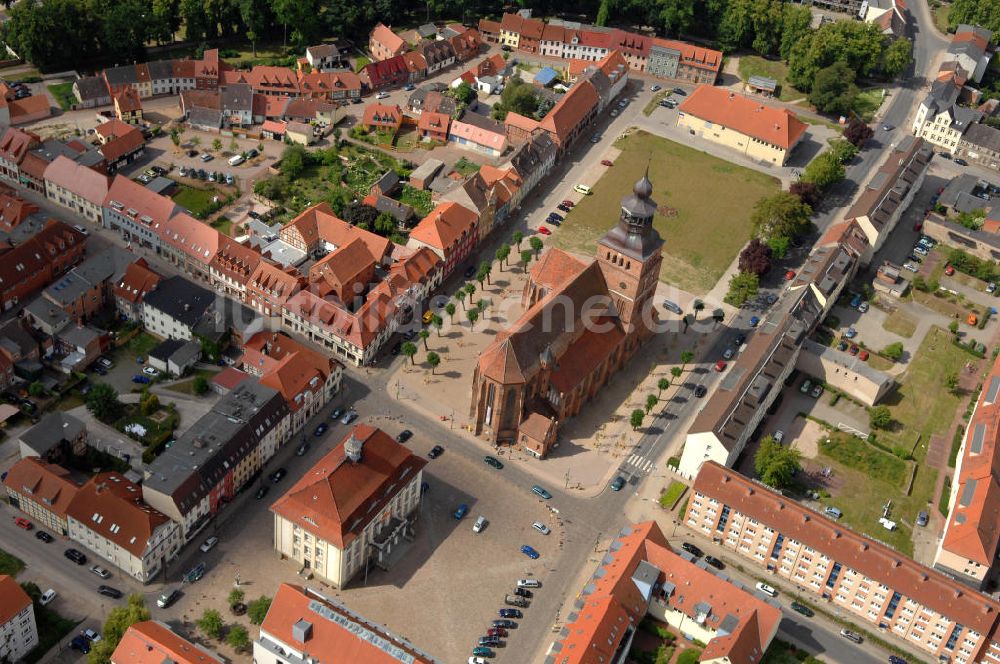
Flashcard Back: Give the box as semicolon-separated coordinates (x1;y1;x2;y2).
625;454;655;473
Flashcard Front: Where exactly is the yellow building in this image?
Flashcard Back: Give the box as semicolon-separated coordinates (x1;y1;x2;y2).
677;85;807;166
499;13;522;48
271;425;425;588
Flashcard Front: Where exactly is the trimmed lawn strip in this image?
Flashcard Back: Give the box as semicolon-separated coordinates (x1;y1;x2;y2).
660;481;687;509
853;88;885;122
866;353;895;372
0;548;25;576
819;434;907;487
939;474;952;515
882;310;917;338
553;130;780;295
933;3;951;34
47;83;76;111
173;184;219;218
164;369;218;395
736;55;801;102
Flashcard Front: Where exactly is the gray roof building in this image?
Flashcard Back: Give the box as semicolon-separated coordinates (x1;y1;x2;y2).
938;173;997;214
961;122;1000;154
221;83;253;114
418;23;439;39
146;60;175;82
188;106;222;130
20;412;86;458
74;76;110;101
142;275;215;329
103;65;140;88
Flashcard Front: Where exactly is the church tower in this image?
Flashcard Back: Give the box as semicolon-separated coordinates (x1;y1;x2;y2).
596;170;664;337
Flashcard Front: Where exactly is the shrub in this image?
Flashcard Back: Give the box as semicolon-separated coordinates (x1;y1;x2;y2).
891;446;911;460
881;342;904;360
869;405;893;430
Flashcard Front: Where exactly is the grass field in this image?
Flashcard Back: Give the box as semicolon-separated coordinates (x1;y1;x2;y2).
882;309;917;338
933;3;952;34
853;88;886;122
0;549;25;576
737;56;801;102
47;83;77;111
173;185;219;218
554;130;780;294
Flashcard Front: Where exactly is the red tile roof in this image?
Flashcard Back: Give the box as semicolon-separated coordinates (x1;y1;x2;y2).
0;575;31;626
112;621;224;664
408;201;478;254
260;584;439;663
652;37;723;72
2;456;80;519
281;203;391;260
115;258;161;305
156;211;220;266
99;124;146;163
6;94;51;122
371;23;407;56
500;13;523;32
417;110;451;135
448;118;507;152
540;79;599;143
679;85;807;150
211;367;250;391
244;331;340;411
361;103;403;129
261;119;287;134
66;472;172;557
270;425;427;548
0;127;40;165
43;155;111;207
247;261;303;306
693;462;1000;635
478;19;501;35
114;87;142;113
211;236;261;283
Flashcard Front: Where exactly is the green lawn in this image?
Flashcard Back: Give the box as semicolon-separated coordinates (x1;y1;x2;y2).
400;184;433;218
554;130;780;294
933;3;951;34
762;640;823;664
211;215;233;236
173;185;220;218
47;82;76;111
127;331;160;359
660;481;687;509
454;157;481;177
882;310;917;338
853;88;886;122
819;434;908;487
0;549;25;576
737;55;802;102
165;369;218;395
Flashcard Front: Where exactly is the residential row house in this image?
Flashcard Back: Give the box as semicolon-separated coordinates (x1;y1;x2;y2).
481;13;722;83
0;576;37;663
686;462;1000;664
142;379;292;541
0;219;86;312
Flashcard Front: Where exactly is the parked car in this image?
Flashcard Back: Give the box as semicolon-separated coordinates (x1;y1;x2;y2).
493;619;516;628
844;327;857;339
903;263;918;272
600;159;613;167
40;589;57;606
954;158;968;166
791;601;815;617
557;203;571;212
270;468;287;483
723;347;735;360
516;579;540;589
70;635;91;653
483;455;503;469
672;87;686;95
90;565;111;579
472;516;487;533
561;200;575;208
704;555;724;569
157;588;180;608
825;506;843;519
532;521;551;535
681;542;703;557
840;629;863;644
944;264;955;275
849;345;860;356
538;226;551;235
97;585;121;600
850;294;862;308
403;83;415;91
521;544;540;559
296;442;309;456
340;409;358;425
472;646;495;657
858;301;869;313
888;656;909;664
714;360;727;372
428;445;444;459
396;429;413;443
199;536;219;553
650;84;662;91
773;430;785;444
499;608;522;619
82;628;102;642
13;517;32;530
314;423;328;437
132;375;151;384
859;350;870;361
375;91;390;99
574;184;592;195
65;548;86;565
35;530;53;543
330;407;344;420
488;626;509;637
610;476;626;491
694;385;707;398
916;511;929;527
254;485;269;500
531;485;552;499
749;316;760;327
200;153;214;162
755;582;777;597
810;384;824;398
142;366;158;376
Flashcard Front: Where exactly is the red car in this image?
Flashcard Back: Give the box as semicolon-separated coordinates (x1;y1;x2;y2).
601;159;614;167
913;221;923;232
487;628;508;638
784;270;796;281
538;226;551;236
859;350;870;361
13;517;32;530
945;265;955;276
561;200;575;208
714;360;727;372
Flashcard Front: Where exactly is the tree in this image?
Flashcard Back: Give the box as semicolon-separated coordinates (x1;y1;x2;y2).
646;394;659;413
724;271;760;307
86;383;123;423
789;181;821;207
190;136;201;148
170;128;181;147
882;37;912;78
767;235;791;260
466;309;479;327
426;351;441;374
869;404;893;429
829;138;859;165
520;249;533;269
490;76;540;120
949;320;960;335
193;375;210;395
712;308;725;326
445;302;456;322
401;342;418;365
228;588;245;607
496;243;511;270
453;81;476;104
464;283;476;301
211;138;223;152
28;381;44;397
692;299;705;319
374;211;396;235
512;230;524;249
247;596;272;625
754;436;802;489
751;191;812;241
680;350;695;371
808;61;859;116
227;625;251;652
787;20;885;92
802;152;846;189
738;238;773;276
229;138;240;152
280;144;308;179
418;328;430;350
630;409;645;430
780;4;814;60
844;117;874;147
882;341;904;360
657;377;670;398
671;366;683;381
455;291;466;310
529;236;544;257
432;314;443;336
946;372;960;394
88;594;150;662
342;201;379;227
476;260;492;287
197;609;223;639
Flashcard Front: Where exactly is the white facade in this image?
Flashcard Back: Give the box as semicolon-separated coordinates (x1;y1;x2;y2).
142;304;196;341
67;514;181;583
0;596;37;663
45;181;104;223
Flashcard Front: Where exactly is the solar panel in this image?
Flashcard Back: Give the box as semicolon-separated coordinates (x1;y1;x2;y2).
986;377;1000;404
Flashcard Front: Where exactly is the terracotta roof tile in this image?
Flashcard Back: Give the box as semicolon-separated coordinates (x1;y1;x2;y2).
371;23;407;55
114;258;161;304
2;457;80;519
43;155;110;206
678;85;806;150
112;621;224;664
66;472;171;557
0;575;31;626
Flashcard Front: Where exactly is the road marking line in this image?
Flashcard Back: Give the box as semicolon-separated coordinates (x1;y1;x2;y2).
642;460;654;472
627;454;640;465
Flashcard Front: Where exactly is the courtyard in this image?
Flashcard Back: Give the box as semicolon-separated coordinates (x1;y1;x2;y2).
553;130;780;295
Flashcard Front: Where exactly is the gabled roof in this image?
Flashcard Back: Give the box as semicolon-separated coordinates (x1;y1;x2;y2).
539;79;599;142
679;85;806;149
98;128;146;164
371;23;407;55
362;103;403;127
43;156;111;206
270;425;427;548
112;621;224;664
280;202;391;259
0;127;40;165
0;575;31;626
74;75;110;101
157;212;221;266
450;117;507;151
418;110;451;134
0;220;84;295
114;87;142;113
409;201;478;253
104;175;179;230
2;456;80;518
115;258;161;305
66;472;171;557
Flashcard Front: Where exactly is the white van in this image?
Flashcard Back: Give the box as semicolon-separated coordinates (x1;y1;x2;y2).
473;516;487;533
228;154;245;166
755;582;777;597
573;184;592;195
517;578;540;589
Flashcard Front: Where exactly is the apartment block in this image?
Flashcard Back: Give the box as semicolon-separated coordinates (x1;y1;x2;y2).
0;575;37;663
686;462;1000;664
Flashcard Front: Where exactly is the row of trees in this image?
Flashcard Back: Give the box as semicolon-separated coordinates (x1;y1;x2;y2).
946;0;1000;39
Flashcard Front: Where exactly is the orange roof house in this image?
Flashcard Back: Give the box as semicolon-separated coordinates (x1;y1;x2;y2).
678;85;807;164
369;23;407;62
258;584;439;663
548;521;781;664
417;111;450;142
112;621;223;664
3;457;80;530
361;103;403;133
408;201;478;261
241;330;342;419
279;203;391;261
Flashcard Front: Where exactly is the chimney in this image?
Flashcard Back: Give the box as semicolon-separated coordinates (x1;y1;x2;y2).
345;431;363;463
292;619;313;643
